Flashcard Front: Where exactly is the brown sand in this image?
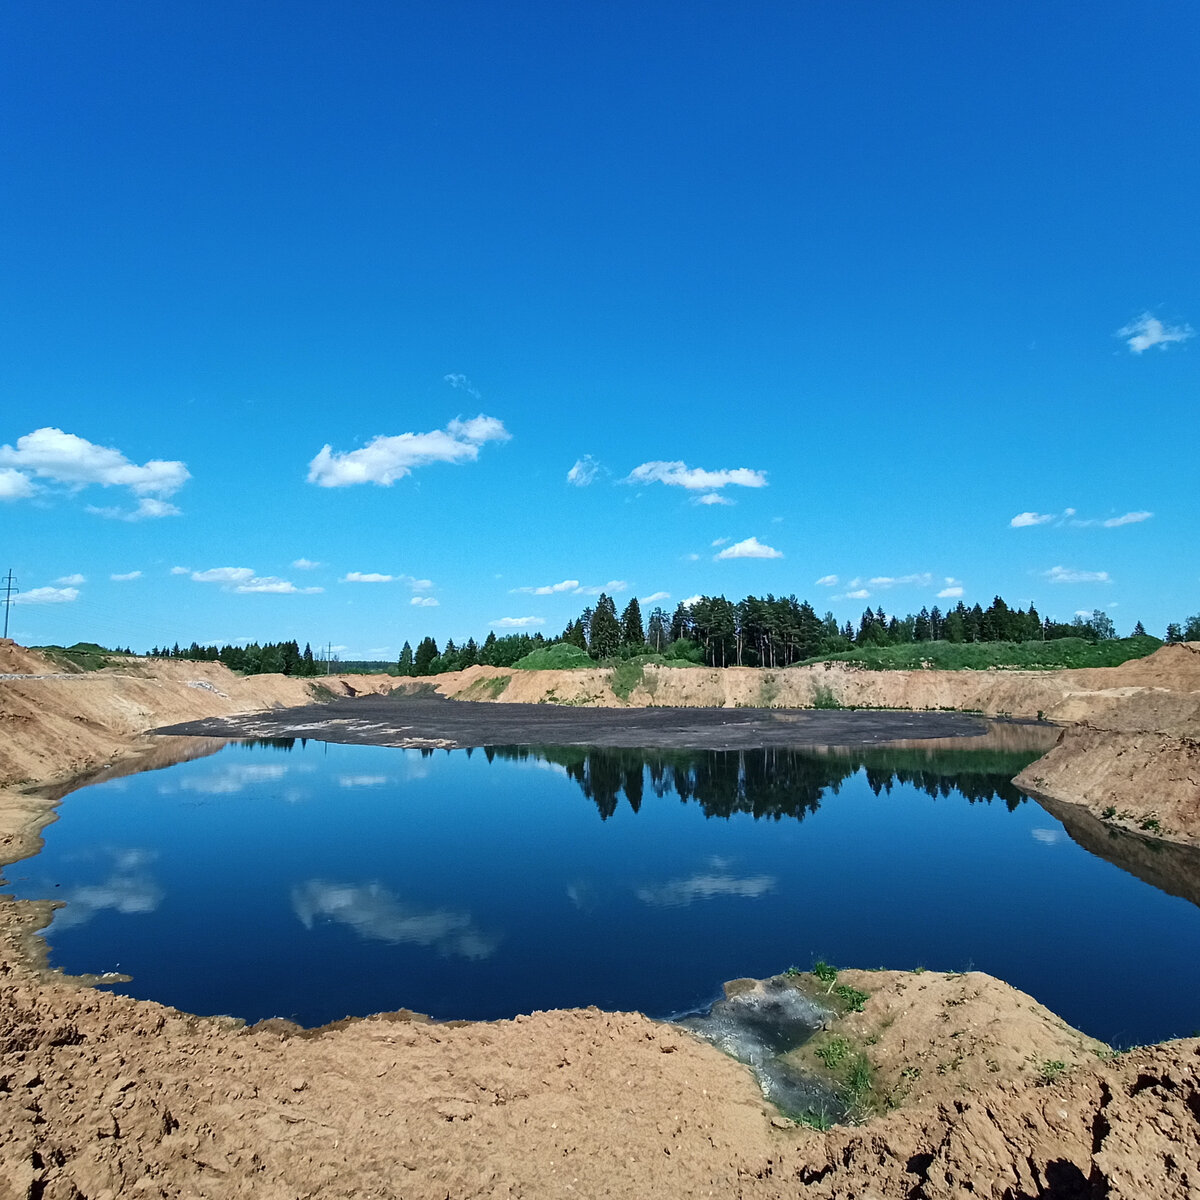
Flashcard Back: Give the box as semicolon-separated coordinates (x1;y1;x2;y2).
3;639;1200;1196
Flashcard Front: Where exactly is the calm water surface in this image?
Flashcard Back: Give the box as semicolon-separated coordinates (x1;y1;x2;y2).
7;737;1200;1047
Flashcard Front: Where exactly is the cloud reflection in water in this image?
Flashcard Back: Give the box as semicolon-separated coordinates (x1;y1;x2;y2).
291;880;499;959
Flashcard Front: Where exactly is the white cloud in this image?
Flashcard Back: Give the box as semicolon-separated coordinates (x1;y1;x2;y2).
1117;312;1194;354
684;553;701;562
1075;609;1093;618
411;596;439;607
443;373;481;399
169;566;190;575
868;573;933;589
626;460;768;493
490;616;545;628
1011;512;1055;528
342;572;394;583
86;497;182;522
640;591;670;604
407;578;433;591
0;468;36;500
1044;566;1111;584
815;575;838;587
573;580;628;595
110;571;142;582
55;573;86;585
234;577;323;595
696;492;733;506
0;429;189;515
307;414;510;487
566;456;601;487
680;595;703;608
938;586;964;599
841;588;871;600
1102;511;1153;527
714;536;782;560
511;579;580;596
711;537;729;547
192;567;255;584
15;586;79;605
292;558;322;570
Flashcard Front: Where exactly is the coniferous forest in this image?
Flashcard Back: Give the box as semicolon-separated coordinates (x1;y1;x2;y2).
141;594;1200;677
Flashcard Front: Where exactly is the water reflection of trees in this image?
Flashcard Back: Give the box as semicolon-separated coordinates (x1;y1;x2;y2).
487;745;1033;822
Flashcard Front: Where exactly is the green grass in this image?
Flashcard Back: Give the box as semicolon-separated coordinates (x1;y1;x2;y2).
810;683;842;709
462;675;511;700
610;657;646;700
33;642;115;672
513;643;595;670
795;634;1162;673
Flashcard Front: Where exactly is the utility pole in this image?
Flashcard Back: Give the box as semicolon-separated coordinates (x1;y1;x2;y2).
326;641;332;675
1;570;17;639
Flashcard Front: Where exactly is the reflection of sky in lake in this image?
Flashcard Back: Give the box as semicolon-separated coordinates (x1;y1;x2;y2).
4;738;1200;1045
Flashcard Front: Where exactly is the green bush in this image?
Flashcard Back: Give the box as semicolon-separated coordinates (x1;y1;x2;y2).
513;643;594;670
795;634;1162;673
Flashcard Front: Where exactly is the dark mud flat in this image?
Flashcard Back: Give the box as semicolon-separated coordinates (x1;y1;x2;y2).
155;691;1021;750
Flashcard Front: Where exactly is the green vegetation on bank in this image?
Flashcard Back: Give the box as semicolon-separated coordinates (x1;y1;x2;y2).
798;634;1164;672
33;641;126;672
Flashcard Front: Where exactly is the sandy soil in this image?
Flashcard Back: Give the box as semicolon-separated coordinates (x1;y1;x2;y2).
3;639;1200;1196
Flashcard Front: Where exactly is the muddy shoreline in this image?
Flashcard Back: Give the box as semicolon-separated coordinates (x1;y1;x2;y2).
154;690;1036;749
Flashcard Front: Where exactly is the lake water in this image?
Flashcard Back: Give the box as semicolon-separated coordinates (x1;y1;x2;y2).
6;736;1200;1048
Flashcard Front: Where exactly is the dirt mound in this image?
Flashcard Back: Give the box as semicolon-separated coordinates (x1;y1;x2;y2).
0;639;58;676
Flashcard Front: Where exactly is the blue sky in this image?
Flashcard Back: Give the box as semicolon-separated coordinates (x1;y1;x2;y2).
2;2;1196;657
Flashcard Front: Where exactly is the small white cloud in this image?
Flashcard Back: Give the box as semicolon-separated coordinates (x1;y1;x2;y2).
192;567;255;584
308;415;510;488
684;553;701;562
411;596;439;607
566;456;601;487
626;460;768;493
342;572;394;583
938;586;964;599
490;616;545;629
1075;609;1093;618
169;566;190;575
443;373;481;399
815;575;838;587
86;497;181;521
407;577;433;591
680;595;702;608
842;588;871;600
1011;512;1055;528
714;536;782;561
1044;566;1111;584
234;577;323;595
640;591;670;604
1102;511;1153;527
868;573;933;589
511;579;580;596
292;557;322;570
1117;312;1194;354
110;571;142;582
696;492;733;506
711;537;729;547
55;573;87;585
15;585;79;605
0;467;37;500
573;580;628;595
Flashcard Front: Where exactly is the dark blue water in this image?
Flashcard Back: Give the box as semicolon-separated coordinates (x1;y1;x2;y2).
7;737;1200;1047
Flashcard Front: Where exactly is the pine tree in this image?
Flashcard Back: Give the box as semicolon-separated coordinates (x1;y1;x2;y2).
589;594;621;659
619;597;645;649
414;636;439;675
397;641;414;676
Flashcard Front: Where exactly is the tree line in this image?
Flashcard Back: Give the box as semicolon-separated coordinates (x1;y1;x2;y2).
147;640;323;676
